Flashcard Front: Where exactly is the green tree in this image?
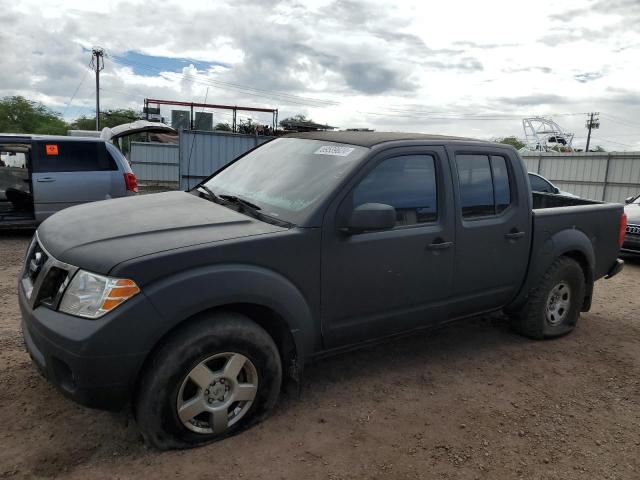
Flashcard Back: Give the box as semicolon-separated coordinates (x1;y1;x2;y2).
279;114;311;128
497;136;525;150
214;122;232;131
0;96;69;134
70;108;140;130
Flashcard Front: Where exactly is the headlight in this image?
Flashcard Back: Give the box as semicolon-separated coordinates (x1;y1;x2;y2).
59;270;140;319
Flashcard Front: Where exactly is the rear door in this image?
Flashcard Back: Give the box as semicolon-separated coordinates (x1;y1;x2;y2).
448;147;531;315
32;140;119;221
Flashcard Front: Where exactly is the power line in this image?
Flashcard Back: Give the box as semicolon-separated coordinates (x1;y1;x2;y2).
382;107;590;118
594;137;636;148
107;56;337;108
62;62;92;116
601;113;640;129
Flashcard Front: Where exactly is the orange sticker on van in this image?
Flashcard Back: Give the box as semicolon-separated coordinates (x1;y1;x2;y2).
45;144;59;156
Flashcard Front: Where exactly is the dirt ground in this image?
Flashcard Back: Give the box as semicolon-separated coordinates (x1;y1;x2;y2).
0;231;638;480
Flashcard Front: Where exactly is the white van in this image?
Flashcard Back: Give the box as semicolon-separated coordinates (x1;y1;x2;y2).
0;122;174;228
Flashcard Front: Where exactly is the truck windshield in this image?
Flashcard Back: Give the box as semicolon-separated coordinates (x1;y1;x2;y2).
202;138;368;223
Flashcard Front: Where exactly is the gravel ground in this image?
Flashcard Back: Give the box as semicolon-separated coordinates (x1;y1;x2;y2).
1;231;639;480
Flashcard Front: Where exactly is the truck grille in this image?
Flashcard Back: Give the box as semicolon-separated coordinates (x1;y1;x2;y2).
22;235;76;309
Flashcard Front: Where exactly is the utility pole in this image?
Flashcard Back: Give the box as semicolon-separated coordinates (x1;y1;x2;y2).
90;47;105;131
585;112;600;152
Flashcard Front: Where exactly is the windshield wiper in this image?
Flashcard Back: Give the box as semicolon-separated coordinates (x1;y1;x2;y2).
219;194;262;211
197;185;219;202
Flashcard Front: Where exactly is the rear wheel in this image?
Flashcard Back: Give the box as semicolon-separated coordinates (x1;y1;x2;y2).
510;256;586;339
135;312;282;450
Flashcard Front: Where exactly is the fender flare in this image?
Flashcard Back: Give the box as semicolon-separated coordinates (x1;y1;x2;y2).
140;263;318;364
507;228;595;311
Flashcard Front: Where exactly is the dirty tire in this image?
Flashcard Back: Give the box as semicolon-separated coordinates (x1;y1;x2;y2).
134;312;282;450
511;256;586;339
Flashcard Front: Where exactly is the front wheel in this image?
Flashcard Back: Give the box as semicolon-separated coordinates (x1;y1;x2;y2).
510;256;586;339
135;312;282;450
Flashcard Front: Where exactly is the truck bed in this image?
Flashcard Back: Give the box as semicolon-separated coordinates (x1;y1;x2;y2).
519;192;624;310
532;191;601;209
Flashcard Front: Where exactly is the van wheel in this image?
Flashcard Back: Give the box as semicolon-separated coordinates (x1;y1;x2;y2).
510;257;586;339
135;312;282;450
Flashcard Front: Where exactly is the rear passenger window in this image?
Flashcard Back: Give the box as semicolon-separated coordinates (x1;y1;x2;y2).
456;154;512;218
353;154;437;226
491;156;511;213
35;141;116;173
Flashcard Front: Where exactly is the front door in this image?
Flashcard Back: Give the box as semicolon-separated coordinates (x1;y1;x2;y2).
321;146;456;348
32;140;117;221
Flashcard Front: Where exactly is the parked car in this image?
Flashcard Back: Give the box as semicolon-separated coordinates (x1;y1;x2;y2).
19;132;625;449
0;121;174;228
528;172;579;198
622;194;640;254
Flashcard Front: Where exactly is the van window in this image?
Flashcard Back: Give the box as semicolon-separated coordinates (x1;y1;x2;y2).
353;154;437;226
456;154;512;218
528;173;555;193
35;141;116;173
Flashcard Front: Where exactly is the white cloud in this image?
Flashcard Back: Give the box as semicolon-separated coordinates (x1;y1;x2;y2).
0;0;638;150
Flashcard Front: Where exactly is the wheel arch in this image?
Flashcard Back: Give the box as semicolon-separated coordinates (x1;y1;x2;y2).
507;228;595;312
130;263;318;405
132;301;301;414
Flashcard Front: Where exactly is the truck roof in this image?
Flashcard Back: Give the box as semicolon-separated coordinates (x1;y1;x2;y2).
286;131;493;148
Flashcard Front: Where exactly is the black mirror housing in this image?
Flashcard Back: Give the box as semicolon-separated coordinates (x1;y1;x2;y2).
343;203;396;234
625;196;635;204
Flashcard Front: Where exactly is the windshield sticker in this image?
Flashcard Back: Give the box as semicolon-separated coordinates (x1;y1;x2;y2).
314;145;355;157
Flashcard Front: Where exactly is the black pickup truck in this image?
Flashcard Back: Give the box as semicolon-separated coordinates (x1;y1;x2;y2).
19;132;625;449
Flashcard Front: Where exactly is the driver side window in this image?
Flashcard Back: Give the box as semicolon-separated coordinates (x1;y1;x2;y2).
353;154;437;227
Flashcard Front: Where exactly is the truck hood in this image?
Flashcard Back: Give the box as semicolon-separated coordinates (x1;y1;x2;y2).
37;191;286;274
625;203;640;224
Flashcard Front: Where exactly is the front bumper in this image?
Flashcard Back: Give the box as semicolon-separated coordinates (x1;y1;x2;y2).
19;285;149;411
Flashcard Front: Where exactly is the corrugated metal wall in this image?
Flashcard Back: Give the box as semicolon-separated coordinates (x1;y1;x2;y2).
129;137;640;203
521;151;640;202
129;142;179;186
179;130;273;190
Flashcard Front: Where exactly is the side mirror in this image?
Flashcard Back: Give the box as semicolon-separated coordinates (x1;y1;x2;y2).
553;187;561;194
343;203;396;234
625;196;635;204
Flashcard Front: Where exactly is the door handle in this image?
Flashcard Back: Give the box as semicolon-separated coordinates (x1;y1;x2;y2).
36;178;55;183
427;240;454;250
504;231;525;240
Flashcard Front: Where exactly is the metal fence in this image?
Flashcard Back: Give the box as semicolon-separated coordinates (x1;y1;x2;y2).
128;138;640;203
521;151;640;202
129;142;179;188
179;130;273;190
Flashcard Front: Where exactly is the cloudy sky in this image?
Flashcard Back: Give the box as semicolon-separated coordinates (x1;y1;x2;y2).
1;0;639;150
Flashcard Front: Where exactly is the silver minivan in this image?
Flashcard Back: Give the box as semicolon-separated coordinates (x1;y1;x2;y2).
0;121;175;228
0;135;137;227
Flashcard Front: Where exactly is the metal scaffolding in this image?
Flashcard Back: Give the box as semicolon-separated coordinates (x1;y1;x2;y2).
143;98;278;133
